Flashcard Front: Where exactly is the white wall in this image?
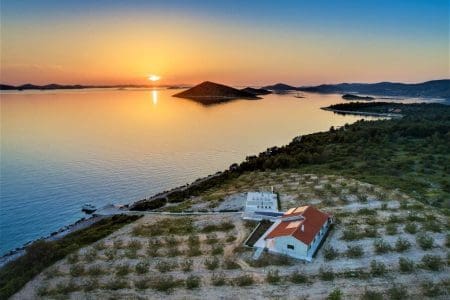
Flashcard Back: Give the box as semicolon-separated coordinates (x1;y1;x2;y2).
266;236;308;260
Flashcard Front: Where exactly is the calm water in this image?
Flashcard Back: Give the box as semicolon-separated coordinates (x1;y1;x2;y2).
0;88;378;255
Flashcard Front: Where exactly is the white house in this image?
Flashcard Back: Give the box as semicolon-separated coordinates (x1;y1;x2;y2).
244;192;279;220
253;206;332;261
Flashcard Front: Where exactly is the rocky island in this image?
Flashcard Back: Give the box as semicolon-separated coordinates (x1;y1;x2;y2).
172;81;261;104
240;87;272;95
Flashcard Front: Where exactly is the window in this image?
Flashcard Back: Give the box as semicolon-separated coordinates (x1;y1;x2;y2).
287;244;294;250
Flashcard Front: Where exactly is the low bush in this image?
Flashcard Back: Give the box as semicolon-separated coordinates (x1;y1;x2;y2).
185;275;201;289
135;260;150;274
156;261;177;273
373;239;391;254
327;288;343;300
115;264;130;276
211;245;224;255
84;248;98;262
180;259;193;272
104;248;117;260
395;238;411;252
226;235;236;242
319;266;335;281
248;253;292;267
423;221;441;233
323;246;339;260
404;223;418;234
360;289;383;300
289;270;308;284
266;269;280;284
346;245;363;258
206;234;218;245
125;249;138;259
201;222;235;233
387;284;408;300
234;274;254;286
420;255;442;271
70;264;85;277
86;264;104;276
398;257;414;273
134;278;150;290
211;272;226;286
341;228;359;241
416;234;434;250
370;260;387;277
164;235;180;247
204;257;220;270
93;241;106;251
127;239;143;250
421;281;443;297
223;258;240;270
385;223;397;235
83;279;99;292
52;280;79;295
67;253;79;264
150;275;181;292
105;279;128;290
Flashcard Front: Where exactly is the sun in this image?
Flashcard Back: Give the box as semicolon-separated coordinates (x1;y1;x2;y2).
148;75;161;82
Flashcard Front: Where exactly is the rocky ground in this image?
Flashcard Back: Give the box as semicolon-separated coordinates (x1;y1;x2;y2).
13;172;449;299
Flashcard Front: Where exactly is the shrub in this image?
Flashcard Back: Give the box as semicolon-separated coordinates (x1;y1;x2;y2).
84;248;97;262
421;255;442;271
395;238;411;252
104;248;117;260
234;274;254;286
180;259;193;272
167;246;181;257
115;264;130;276
226;235;236;242
211;245;224;255
223;258;240;270
421;281;443;297
187;246;202;257
93;241;106;251
404;223;418;234
83;279;99;292
363;227;379;238
370;260;387;277
388;215;402;223
323;246;339;260
211;272;226;286
423;221;441;233
86;264;104;276
327;288;343;300
67;253;79;264
346;245;363;258
341;228;359;241
156;261;177;273
289;270;308;284
150;275;180;292
416;234;433;250
373;239;391;254
361;289;383;300
53;280;79;295
357;208;376;215
319;266;334;281
134;278;150;290
206;234;218;245
185;275;201;289
125;249;138;259
204;257;220;270
164;236;180;247
201;222;235;233
105;279;128;290
127;239;143;250
387;285;408;300
266;269;280;284
398;257;414;273
43;266;61;279
135;261;150;274
113;239;124;248
385;223;397;235
70;264;85;277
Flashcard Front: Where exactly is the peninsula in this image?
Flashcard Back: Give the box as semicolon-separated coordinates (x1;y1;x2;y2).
342;94;375;100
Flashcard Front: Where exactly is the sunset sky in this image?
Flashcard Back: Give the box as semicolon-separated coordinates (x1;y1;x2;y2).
1;0;449;86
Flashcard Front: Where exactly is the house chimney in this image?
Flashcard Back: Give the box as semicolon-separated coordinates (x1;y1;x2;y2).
301;224;304;232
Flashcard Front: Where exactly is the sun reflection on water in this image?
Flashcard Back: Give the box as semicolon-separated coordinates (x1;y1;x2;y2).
152;90;158;105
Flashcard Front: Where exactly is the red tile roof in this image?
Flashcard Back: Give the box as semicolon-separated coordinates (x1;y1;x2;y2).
264;206;330;245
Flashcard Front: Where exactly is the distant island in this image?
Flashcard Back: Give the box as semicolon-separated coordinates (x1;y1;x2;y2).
172;81;261;104
297;79;450;100
0;83;155;91
240;87;272;95
342;94;375;100
260;79;450;100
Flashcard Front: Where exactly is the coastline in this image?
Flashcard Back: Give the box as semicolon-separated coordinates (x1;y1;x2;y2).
320;107;403;118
